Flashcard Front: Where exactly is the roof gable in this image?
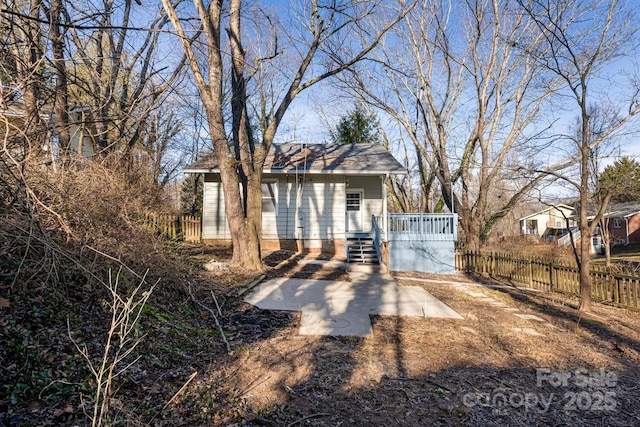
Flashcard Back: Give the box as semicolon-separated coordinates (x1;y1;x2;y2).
518;204;574;222
184;143;407;175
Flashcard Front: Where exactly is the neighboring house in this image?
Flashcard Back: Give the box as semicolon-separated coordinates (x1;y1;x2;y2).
518;204;576;241
0;96;50;155
183;142;407;253
603;201;640;245
68;106;96;159
562;201;640;254
0;97;95;160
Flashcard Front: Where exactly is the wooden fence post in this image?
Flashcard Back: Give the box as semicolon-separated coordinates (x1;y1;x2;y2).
493;252;496;276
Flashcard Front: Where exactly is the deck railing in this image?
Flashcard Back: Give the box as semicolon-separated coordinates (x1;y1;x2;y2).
372;215;382;261
558;228;580;246
388;213;458;241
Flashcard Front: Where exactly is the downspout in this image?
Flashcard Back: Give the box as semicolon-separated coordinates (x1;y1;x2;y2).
626;217;630;245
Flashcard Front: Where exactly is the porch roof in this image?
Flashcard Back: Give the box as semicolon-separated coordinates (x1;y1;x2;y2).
183;142;407;176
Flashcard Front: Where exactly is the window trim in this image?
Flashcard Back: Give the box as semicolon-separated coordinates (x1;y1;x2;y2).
261;179;278;214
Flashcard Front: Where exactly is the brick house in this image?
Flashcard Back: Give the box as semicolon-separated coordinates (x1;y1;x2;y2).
604;201;640;245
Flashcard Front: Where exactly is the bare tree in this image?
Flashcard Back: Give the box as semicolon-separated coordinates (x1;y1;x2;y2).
1;0;49;161
161;0;415;270
342;0;571;250
519;0;640;311
65;0;186;168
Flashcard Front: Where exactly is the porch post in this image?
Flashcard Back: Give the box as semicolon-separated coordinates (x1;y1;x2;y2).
382;174;389;242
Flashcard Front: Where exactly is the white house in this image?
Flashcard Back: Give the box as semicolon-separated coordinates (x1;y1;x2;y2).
518;204;576;241
0;98;95;161
183;143;407;255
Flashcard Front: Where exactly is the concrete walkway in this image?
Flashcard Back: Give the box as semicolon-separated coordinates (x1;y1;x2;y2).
244;264;463;337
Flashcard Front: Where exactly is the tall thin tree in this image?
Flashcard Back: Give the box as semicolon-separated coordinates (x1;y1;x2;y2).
519;0;640;311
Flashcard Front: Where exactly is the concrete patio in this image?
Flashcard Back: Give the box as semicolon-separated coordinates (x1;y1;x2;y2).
244;262;463;337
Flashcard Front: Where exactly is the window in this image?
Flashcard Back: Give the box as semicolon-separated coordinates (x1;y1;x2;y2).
613;218;622;228
555;220;562;228
346;193;361;211
261;181;277;213
526;219;538;234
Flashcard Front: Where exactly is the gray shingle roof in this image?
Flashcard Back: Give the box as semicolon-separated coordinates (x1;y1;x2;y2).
184;142;407;175
604;201;640;218
574;201;640;219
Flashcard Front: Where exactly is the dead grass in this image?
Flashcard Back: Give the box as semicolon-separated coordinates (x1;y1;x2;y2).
155;262;640;427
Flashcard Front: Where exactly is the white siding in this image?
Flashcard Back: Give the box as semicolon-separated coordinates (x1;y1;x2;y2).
276;177;298;239
202;174;230;239
261;178;280;239
297;175;346;239
201;173;383;241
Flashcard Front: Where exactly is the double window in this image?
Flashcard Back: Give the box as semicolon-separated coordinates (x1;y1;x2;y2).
612;218;622;229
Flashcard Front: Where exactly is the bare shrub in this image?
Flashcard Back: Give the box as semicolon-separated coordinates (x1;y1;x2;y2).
70;270;156;427
1;142;189;424
481;236;576;265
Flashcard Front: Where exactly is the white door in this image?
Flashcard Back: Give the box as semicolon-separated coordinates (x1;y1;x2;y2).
346;190;363;231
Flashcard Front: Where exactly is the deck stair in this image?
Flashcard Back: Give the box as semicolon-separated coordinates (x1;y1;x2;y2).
346;232;380;264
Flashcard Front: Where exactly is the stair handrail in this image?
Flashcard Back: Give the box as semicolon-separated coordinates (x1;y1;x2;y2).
558;228;580;246
372;215;382;263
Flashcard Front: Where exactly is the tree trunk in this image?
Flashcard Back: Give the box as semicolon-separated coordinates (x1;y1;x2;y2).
577;113;592;312
238;173;263;270
50;0;71;161
20;0;46;161
227;0;264;271
600;219;612;267
578;223;592;312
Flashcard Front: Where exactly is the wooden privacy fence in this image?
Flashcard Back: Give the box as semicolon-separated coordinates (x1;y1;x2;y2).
145;214;201;242
456;251;639;310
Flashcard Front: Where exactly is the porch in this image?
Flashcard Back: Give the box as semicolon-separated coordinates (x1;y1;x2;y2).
345;213;458;274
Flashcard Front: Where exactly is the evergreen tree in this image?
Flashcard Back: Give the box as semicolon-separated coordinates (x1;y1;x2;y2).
180;174;203;216
330;103;382;144
599;157;640;203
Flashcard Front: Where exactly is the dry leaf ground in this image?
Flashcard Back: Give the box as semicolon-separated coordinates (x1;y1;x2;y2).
2;248;639;426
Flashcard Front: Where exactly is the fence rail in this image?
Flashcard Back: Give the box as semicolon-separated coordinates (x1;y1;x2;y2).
145;213;201;242
455;251;639;310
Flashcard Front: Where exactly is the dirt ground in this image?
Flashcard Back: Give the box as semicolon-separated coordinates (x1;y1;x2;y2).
164;251;640;426
4;248;639;426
